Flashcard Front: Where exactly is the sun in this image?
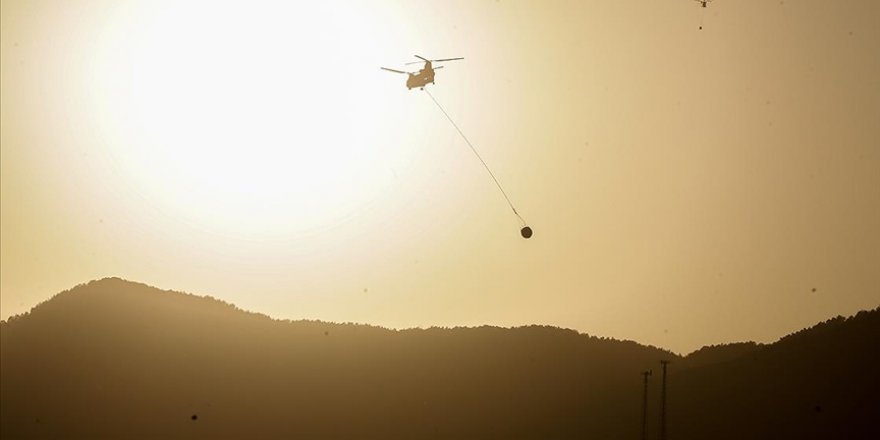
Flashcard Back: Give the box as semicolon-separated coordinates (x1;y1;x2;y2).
88;2;401;238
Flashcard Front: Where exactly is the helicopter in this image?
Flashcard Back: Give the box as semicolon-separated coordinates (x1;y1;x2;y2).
381;55;463;90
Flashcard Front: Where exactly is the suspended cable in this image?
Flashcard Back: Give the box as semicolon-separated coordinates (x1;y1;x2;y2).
423;88;530;235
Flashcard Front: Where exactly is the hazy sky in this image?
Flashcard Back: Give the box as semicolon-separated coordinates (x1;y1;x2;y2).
2;0;878;354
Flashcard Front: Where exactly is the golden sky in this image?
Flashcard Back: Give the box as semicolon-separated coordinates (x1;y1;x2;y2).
1;0;878;353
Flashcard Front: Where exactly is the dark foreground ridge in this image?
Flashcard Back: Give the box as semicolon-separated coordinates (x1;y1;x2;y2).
2;278;878;439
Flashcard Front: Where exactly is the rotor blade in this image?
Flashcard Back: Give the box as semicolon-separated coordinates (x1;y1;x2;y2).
434;66;444;70
381;67;408;74
414;55;429;62
405;57;463;65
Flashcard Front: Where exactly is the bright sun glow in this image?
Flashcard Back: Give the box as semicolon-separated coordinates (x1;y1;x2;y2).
90;2;402;238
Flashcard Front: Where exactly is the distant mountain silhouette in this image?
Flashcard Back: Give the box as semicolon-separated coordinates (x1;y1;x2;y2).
1;278;877;439
667;309;880;439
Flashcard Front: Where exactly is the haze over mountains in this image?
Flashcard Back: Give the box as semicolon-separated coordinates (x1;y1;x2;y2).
1;278;878;439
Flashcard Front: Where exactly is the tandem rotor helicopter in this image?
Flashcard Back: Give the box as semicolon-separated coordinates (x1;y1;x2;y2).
381;55;464;90
379;53;534;239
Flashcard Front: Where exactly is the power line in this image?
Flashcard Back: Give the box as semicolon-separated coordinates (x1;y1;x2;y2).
641;370;652;440
659;360;671;440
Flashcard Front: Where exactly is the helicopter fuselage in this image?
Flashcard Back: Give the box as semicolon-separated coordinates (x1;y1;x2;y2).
382;56;460;90
407;65;435;90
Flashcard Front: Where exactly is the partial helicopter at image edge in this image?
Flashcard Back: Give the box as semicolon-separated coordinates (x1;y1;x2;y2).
381;55;463;90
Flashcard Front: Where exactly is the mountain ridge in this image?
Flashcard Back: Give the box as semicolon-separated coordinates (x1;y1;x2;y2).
2;278;877;439
2;277;674;354
7;277;865;357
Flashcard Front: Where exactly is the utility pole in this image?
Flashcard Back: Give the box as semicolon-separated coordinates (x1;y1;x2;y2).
659;360;671;440
641;370;652;440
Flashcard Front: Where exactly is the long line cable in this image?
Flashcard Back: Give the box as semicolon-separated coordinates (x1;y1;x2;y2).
698;1;709;30
423;88;527;226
